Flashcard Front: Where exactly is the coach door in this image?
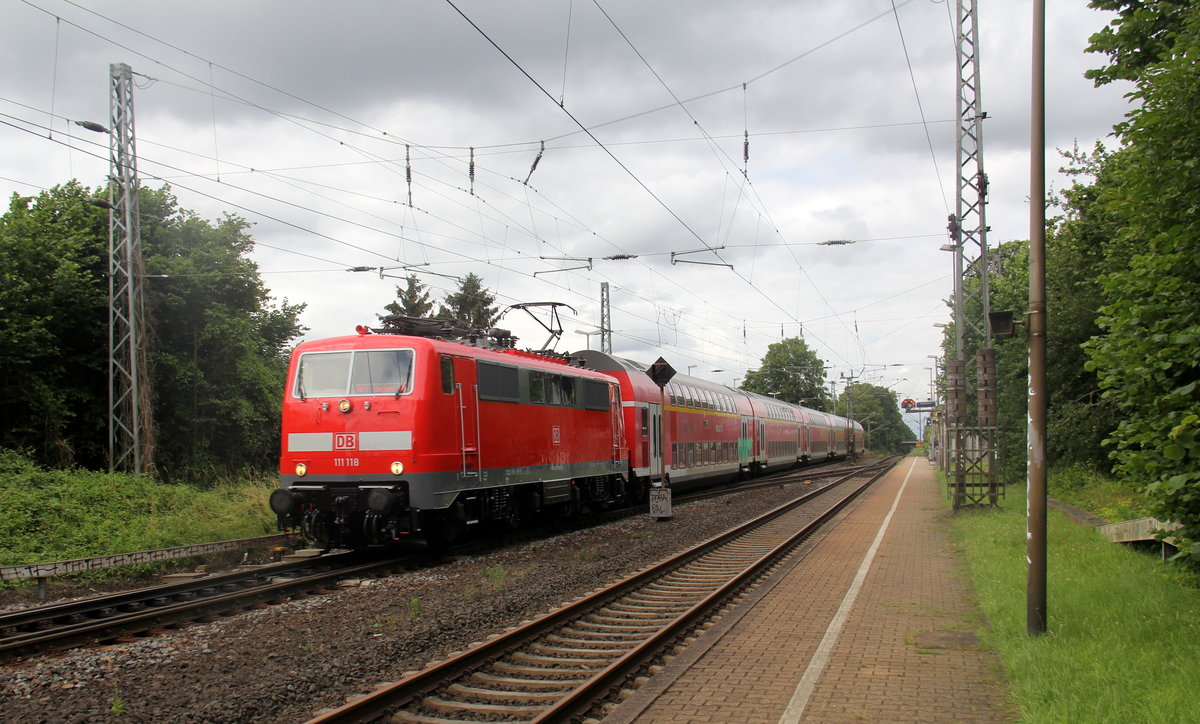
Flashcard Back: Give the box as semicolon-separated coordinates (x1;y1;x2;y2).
451;356;479;476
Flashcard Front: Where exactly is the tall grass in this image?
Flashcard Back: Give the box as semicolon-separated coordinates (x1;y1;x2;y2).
0;449;277;577
952;479;1200;722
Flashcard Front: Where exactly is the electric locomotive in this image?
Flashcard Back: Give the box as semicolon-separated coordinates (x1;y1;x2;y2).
269;317;630;547
270;317;864;548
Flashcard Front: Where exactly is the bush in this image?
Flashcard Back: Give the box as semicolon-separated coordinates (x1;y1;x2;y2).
0;449;277;578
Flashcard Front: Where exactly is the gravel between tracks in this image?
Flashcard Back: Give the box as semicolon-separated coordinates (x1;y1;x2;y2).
1;481;821;723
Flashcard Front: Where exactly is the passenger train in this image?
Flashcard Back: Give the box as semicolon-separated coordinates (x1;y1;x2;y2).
269;318;863;547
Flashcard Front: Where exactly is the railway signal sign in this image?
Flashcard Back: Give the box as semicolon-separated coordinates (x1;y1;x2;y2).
647;357;676;388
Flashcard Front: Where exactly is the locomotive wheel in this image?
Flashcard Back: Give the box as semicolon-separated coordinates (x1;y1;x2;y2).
627;478;648;504
422;511;465;551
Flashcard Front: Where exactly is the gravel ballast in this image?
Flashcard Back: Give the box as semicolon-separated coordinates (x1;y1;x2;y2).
1;481;826;723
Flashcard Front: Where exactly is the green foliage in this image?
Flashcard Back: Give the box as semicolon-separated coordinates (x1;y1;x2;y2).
380;273;435;320
0;448;276;573
0;182;109;467
1082;6;1200;566
480;563;508;590
835;382;911;455
0;182;305;479
952;481;1200;722
739;337;828;409
140;188;306;479
436;272;499;329
1049;464;1149;523
1085;0;1192;86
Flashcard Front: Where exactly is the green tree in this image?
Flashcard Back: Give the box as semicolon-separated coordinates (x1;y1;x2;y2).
1085;0;1191;86
436;272;499;329
740;338;828;409
0;181;305;479
836;382;911;455
1082;2;1200;564
380;273;434;320
139;187;306;479
0;182;109;467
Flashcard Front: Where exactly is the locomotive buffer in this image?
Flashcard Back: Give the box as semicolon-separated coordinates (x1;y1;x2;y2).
647;357;676;520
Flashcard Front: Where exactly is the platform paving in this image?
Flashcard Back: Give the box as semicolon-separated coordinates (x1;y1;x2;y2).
610;457;1017;723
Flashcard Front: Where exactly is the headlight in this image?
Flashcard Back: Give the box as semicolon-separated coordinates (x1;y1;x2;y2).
338;399;352;413
295;462;308;477
390;461;404;475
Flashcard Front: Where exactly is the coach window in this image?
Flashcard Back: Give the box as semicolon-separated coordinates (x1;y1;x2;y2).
546;374;563;405
641;407;649;437
440;356;454;394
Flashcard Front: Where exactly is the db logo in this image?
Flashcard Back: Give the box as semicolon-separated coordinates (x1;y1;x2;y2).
334;433;358;450
551;426;561;445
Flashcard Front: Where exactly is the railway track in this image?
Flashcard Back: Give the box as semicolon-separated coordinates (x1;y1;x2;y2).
0;550;413;661
306;456;899;724
0;458;868;664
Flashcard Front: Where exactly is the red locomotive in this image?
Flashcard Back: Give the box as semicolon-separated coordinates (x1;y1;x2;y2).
270;318;862;547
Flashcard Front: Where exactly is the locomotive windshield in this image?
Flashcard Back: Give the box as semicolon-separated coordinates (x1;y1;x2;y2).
294;349;414;397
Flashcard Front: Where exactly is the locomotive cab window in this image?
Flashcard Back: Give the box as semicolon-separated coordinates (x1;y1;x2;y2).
351;350;412;394
295;349;414;397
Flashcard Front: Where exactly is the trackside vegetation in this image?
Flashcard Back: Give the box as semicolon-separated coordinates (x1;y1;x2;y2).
942;1;1200;568
951;473;1200;723
0;449;276;583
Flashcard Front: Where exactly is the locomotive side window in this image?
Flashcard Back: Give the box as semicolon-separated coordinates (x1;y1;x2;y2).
478;361;520;402
529;371;545;403
558;376;576;406
440;356;454;394
582;380;608;410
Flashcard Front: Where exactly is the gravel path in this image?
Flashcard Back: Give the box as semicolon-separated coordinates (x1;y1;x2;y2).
1;482;818;723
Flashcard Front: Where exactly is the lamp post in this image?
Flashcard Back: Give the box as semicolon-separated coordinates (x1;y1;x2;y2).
927;354;945;468
575;328;603;350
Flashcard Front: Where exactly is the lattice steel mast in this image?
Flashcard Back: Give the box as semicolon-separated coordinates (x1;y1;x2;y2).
945;0;998;507
108;62;154;473
600;281;612;354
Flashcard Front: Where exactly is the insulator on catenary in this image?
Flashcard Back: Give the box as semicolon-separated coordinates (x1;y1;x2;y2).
524;140;545;185
405;145;413;206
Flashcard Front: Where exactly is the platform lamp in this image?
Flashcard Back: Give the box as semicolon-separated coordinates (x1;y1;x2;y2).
574;328;603;350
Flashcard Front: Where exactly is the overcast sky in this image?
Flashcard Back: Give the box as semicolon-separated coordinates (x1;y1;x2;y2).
1;0;1131;407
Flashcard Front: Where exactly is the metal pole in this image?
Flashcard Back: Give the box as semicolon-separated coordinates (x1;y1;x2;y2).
1027;0;1048;636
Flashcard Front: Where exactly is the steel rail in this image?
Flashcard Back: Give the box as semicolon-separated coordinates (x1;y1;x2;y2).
305;457;898;723
0;552;411;660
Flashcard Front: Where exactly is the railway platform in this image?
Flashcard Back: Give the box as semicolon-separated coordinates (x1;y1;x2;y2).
606;456;1017;723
